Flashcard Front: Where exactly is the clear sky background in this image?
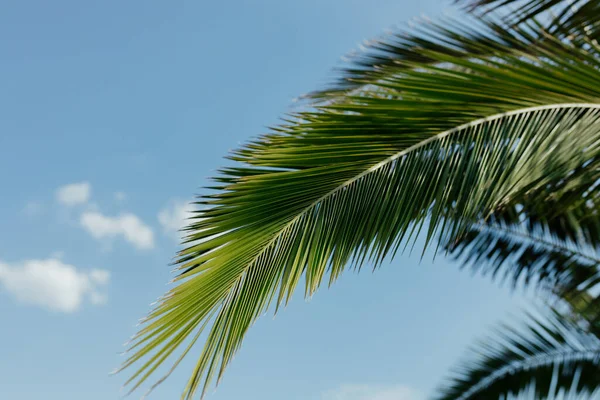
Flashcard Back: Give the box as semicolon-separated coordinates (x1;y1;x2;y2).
0;1;534;399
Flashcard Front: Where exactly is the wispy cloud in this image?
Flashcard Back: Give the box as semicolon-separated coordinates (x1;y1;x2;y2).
322;384;423;400
22;201;44;217
56;182;91;206
114;191;127;202
80;211;154;250
158;199;195;240
0;257;110;313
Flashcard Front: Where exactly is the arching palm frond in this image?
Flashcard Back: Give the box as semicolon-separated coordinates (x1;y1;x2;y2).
435;309;600;400
120;12;600;400
124;105;600;399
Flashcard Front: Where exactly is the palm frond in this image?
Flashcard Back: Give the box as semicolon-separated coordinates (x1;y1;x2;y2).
445;170;600;318
122;104;600;399
447;218;600;294
445;177;600;290
121;19;600;399
306;15;598;101
435;309;600;400
458;0;600;39
308;18;548;100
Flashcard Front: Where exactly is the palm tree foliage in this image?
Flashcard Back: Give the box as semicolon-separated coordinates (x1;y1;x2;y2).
309;0;598;100
121;0;600;398
439;131;600;399
435;309;600;400
458;0;600;40
445;182;600;302
306;18;575;100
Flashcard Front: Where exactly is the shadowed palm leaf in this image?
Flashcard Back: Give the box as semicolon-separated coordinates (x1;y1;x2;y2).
446;194;600;297
445;166;600;323
448;219;600;294
120;4;600;399
435;309;600;400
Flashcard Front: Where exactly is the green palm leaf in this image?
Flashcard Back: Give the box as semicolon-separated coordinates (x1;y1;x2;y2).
122;104;600;398
307;18;567;100
120;15;600;399
435;309;600;400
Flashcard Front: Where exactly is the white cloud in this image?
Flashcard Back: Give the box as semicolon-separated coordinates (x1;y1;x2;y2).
0;257;110;313
114;191;127;202
56;182;91;206
322;384;423;400
22;201;44;217
90;269;111;285
89;291;108;305
80;211;154;250
158;199;195;240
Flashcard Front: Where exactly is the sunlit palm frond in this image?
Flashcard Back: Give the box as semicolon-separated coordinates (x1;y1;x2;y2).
435;309;600;400
122;104;600;399
120;17;600;400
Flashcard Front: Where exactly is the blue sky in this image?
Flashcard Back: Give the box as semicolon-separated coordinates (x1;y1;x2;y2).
0;1;532;399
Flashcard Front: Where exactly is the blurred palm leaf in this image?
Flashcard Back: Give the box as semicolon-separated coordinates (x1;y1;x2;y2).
120;8;600;400
445;190;600;298
309;0;599;101
435;309;600;400
458;0;600;40
447;217;600;296
444;163;600;325
307;18;571;100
